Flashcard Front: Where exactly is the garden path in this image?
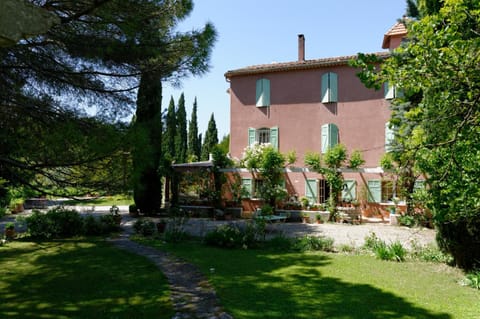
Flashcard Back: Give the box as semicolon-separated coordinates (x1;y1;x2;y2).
108;215;233;319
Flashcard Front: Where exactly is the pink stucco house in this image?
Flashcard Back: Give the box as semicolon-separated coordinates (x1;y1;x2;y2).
224;22;410;215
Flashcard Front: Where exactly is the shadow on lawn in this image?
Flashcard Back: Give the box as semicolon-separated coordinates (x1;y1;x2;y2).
209;250;452;319
0;239;172;319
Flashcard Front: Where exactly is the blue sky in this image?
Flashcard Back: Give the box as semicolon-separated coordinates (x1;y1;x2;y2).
163;0;407;138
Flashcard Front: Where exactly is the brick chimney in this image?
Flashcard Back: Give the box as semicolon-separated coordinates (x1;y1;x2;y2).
298;34;305;61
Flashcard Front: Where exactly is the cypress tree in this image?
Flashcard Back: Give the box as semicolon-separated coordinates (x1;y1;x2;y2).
175;93;187;163
188;97;201;161
201;113;218;161
132;72;163;214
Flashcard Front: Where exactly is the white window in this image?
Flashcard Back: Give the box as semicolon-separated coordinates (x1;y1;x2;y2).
248;127;279;149
385;122;394;152
384;82;403;99
257;128;270;144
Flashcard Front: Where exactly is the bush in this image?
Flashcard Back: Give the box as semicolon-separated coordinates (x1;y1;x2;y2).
25;208;121;239
293;235;335;252
389;241;407;262
204;223;256;249
83;214;105;235
133;219;156;236
26;208;83;239
398;214;416;227
364;233;406;262
436;214;480;270
410;241;452;264
463;270;480;290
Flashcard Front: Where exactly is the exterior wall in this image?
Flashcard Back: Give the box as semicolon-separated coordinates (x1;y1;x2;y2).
229;64;391;166
228;63;396;214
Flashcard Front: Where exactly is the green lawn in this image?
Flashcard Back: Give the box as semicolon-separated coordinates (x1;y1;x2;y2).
0;239;173;319
141;239;479;319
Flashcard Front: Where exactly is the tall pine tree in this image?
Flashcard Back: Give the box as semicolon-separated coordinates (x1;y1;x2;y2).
201;113;218;161
188;97;201;161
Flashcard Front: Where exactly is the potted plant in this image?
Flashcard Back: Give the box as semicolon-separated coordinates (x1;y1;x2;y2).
315;214;323;224
300;197;310;210
110;205;122;225
4;222;15;239
9;198;24;213
301;212;310;224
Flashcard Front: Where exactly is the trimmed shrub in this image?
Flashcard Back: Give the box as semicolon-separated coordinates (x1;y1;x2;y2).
204;223;257;249
26;207;83;239
133;219;156;236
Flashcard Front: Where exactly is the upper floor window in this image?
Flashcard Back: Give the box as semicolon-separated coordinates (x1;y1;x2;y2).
384;82;403;100
256;78;270;107
385;122;394;152
321;123;338;153
321;72;338;103
248;127;278;149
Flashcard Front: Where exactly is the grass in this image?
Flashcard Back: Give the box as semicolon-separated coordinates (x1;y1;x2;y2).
138;238;479;319
0;238;173;319
60;194;133;206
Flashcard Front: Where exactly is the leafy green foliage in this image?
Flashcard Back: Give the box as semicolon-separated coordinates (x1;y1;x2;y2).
363;232;406;262
304;144;360;219
25;207;120;238
353;0;480;270
242;143;288;207
348;150;365;169
133;219;156;237
463;270;480;290
292;236;335;252
204;223;257;249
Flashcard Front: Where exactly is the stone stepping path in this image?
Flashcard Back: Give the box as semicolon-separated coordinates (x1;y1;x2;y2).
109;233;233;319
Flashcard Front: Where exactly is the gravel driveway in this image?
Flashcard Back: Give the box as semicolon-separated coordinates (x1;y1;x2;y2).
2;207;437;250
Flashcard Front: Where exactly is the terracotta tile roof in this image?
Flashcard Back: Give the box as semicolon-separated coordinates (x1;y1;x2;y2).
225;51;390;78
382;21;407;49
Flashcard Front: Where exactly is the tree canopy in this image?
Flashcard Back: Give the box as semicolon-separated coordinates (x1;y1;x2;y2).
1;0;216;203
353;0;480;269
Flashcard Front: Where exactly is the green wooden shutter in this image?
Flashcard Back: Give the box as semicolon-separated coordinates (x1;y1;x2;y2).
256;79;263;106
321;72;337;103
329;123;339;148
385;122;394;152
321;124;328;153
256;78;270;107
342;180;356;201
263;79;270;106
270;126;278;149
367;180;381;203
321;73;329;103
242;178;252;198
305;179;317;204
248;128;256;146
322;123;339;153
330;72;338;102
384;82;395;99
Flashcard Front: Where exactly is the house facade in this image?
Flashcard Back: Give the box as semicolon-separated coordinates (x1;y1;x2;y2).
224;23;409;214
